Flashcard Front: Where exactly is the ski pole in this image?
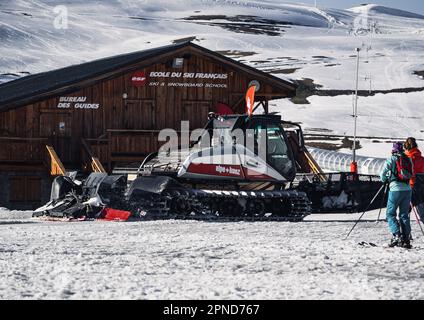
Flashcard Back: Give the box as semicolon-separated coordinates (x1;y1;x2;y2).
345;183;387;239
376;183;388;223
411;205;424;237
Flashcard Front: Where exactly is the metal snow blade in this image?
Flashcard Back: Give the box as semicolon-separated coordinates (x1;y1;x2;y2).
33;173;128;221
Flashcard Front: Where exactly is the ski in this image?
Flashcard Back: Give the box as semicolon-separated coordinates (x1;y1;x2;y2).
358;241;420;250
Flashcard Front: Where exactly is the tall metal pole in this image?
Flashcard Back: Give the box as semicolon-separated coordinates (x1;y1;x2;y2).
352;48;360;165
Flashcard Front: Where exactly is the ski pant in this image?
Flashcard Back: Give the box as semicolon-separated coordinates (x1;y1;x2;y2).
412;187;424;221
386;190;412;238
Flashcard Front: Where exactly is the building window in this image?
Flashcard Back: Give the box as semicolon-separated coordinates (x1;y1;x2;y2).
172;58;184;69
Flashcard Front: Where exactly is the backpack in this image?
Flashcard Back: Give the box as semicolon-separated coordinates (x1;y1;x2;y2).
392;154;413;183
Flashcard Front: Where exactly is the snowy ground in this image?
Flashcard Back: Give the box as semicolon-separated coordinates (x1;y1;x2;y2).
1;209;423;300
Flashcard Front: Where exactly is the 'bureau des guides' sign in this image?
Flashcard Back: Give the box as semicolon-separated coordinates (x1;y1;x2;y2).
57;96;100;109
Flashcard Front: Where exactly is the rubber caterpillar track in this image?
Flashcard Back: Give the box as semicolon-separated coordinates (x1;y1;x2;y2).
128;189;311;222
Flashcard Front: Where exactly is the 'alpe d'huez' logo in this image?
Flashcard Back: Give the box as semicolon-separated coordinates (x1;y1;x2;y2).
216;165;241;176
131;71;147;87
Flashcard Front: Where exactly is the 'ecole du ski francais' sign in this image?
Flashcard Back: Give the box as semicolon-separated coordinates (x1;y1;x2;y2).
131;71;229;88
57;96;100;109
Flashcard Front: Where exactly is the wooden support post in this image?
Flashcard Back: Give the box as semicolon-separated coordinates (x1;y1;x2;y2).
91;157;106;173
46;145;66;176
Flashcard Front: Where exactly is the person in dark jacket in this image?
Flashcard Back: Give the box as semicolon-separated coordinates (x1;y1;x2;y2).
380;142;413;248
404;137;424;221
404;137;424;188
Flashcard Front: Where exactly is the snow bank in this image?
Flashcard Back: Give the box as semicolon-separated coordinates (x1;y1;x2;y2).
0;208;33;221
0;213;423;300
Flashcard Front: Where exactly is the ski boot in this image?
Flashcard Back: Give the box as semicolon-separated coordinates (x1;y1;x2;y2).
401;234;412;249
389;233;402;247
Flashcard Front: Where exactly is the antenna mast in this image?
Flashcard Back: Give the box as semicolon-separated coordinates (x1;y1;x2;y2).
351;47;361;174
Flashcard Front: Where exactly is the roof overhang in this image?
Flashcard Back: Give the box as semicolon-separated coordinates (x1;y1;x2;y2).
0;42;297;112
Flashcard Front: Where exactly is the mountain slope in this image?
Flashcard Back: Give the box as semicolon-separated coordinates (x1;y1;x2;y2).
1;1;423;84
1;1;424;148
1;1;423;87
349;4;424;20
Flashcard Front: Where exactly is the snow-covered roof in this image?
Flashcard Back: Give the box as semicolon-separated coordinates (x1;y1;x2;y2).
0;41;297;112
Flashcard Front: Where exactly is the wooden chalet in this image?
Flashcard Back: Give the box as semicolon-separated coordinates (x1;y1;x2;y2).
0;41;297;209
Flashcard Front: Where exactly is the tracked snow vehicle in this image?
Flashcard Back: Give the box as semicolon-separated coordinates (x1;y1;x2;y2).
33;113;385;221
126;113;311;221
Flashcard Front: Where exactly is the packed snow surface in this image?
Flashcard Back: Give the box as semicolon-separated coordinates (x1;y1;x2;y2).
1;209;423;300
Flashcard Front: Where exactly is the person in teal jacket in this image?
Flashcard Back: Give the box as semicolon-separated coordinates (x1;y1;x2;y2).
380;142;412;248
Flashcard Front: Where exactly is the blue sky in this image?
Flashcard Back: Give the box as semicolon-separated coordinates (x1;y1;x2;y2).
294;1;424;14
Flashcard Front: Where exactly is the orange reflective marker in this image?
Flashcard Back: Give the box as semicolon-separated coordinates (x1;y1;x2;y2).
246;85;256;116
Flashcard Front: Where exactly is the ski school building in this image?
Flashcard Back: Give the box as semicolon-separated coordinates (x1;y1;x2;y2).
0;41;297;209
